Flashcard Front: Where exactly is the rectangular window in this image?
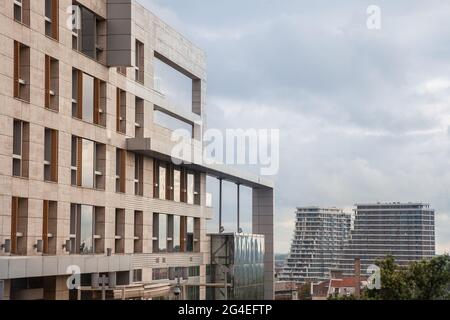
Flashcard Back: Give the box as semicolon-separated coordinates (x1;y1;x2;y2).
80;205;93;254
187;173;194;205
174;169;181;202
180;168;187;203
82;73;94;123
44;128;58;182
194;173;201;205
42;200;57;255
166;164;174;201
159;164;166;200
72;4;106;62
45;0;58;40
133;269;142;282
153;213;167;253
134;154;143;196
152;268;168;281
153;55;194;114
187;217;194;252
14;0;30;26
188;266;200;277
72;69;106;126
134;211;143;253
135;97;144;138
135;40;144;84
12;119;29;178
115;209;125;254
70;204;103;254
169;267;187;280
116;149;126;193
11;197;28;255
45;55;59;111
13;41;30;102
71;136;105;189
94;78;107;126
173;215;180;253
154;109;193;137
153;160;159;198
116;88;127;134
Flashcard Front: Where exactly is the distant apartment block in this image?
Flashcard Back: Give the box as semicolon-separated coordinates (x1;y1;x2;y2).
336;202;435;276
0;0;274;300
279;207;351;284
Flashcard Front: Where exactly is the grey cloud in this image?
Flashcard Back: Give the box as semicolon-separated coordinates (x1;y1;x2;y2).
142;0;450;253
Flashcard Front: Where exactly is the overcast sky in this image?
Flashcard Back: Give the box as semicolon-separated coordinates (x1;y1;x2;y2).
142;0;450;254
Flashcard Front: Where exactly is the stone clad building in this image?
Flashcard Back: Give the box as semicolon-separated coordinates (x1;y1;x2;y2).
0;0;274;300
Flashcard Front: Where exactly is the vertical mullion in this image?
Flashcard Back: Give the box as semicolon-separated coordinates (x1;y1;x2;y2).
77;70;83;119
45;55;50;108
153;159;159;198
14;41;20;98
116;88;121;131
11;197;18;254
93;78;100;124
120;150;126;192
43;200;49;254
51;0;59;40
51;130;58;181
76;137;82;186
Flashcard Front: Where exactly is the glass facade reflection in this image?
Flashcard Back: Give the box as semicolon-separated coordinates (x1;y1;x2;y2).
174;169;180;202
187;217;194;252
187;173;194;205
82;73;94;122
173;215;180;252
81;139;94;188
207;233;265;300
80;205;94;254
159;165;166;200
159;214;167;252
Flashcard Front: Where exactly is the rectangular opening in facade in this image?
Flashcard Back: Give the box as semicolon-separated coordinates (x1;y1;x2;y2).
14;41;30;102
11;197;28;255
135;97;144;138
14;0;30;26
12;119;29;178
45;0;58;40
70;204;104;254
134;154;143;196
72;3;106;63
153;55;200;115
44;128;58;182
70;136;105;189
116;88;127;134
72;69;106;127
134;211;143;253
42;200;57;255
45;55;59;111
153;160;199;205
135;40;144;84
115;209;125;254
115;148;126;193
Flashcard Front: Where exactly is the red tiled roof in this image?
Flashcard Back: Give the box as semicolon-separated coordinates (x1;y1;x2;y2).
330;277;359;288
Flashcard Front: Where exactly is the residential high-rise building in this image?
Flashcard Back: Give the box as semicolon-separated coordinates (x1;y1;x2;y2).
279;207;351;284
336;202;435;276
0;0;274;300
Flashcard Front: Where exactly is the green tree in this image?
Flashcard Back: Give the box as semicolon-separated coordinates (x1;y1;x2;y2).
407;254;450;300
363;254;450;300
